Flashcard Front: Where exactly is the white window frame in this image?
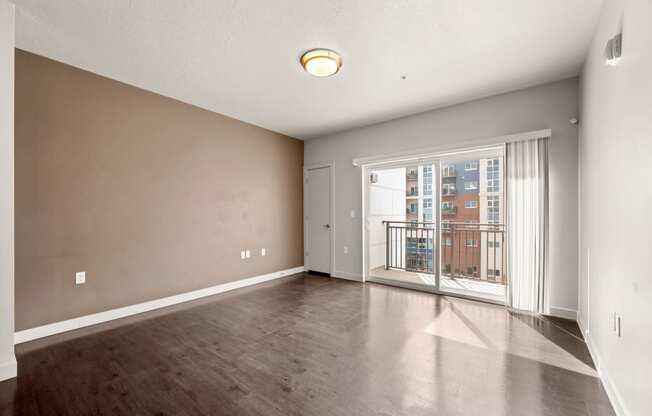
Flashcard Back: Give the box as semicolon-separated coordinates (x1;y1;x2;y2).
464;200;478;209
464;181;478;190
464;160;478;171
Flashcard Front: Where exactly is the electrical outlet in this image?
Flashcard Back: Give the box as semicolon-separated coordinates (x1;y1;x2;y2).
343;246;349;254
245;250;251;259
240;251;246;259
75;271;86;285
261;248;266;256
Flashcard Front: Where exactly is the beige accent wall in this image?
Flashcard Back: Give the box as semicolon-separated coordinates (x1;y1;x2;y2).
14;49;304;331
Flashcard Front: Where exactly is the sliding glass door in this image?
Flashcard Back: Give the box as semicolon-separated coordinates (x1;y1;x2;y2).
366;162;439;291
437;155;506;303
365;148;506;304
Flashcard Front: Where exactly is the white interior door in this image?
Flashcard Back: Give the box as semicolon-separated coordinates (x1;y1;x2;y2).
306;166;331;274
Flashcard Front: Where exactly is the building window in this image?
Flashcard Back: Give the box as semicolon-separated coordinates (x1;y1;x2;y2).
410;203;417;213
442;165;455;177
441;220;451;230
409;186;417;196
487;269;501;276
442;238;452;246
442;183;456;195
442;201;455;210
464;161;478;171
488;196;499;223
464;200;478;209
487;159;499;192
424;199;432;208
465;239;477;247
487;240;500;248
464;181;478;190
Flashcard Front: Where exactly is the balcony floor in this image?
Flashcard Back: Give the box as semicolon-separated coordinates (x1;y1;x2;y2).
370;266;506;303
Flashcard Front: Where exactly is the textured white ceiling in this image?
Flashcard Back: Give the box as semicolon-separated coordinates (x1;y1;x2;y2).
13;0;603;139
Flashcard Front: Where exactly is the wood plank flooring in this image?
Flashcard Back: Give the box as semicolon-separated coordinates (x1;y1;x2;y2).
0;273;614;415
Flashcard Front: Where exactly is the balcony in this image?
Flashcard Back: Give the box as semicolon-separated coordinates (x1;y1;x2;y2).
441;205;457;215
378;221;506;302
407;171;418;180
406;190;419;197
442;187;457;196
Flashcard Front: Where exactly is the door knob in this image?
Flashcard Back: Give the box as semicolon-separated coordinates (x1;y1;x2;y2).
323;224;331;228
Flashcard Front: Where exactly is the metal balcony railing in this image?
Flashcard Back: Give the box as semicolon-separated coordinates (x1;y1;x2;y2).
383;221;436;274
441;205;457;215
382;221;506;284
442;223;506;284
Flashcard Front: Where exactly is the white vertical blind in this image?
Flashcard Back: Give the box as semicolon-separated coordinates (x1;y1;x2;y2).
506;137;549;313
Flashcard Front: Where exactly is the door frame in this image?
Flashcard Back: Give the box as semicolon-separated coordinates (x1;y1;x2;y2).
361;150;508;306
362;159;441;289
303;161;336;275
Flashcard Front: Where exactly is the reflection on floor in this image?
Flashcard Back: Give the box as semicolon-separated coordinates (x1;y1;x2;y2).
1;273;614;415
371;266;506;303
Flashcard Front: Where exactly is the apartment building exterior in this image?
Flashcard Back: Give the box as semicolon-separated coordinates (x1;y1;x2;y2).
404;158;503;282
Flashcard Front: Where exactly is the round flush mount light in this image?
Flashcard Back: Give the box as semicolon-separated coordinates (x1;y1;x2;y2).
300;49;342;77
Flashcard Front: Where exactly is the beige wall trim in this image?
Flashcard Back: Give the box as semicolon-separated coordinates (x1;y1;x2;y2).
15;266;304;344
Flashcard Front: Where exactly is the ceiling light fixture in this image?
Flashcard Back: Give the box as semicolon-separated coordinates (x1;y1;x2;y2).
300;49;342;77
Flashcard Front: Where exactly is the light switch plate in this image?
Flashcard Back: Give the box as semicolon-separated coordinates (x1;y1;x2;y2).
75;271;86;285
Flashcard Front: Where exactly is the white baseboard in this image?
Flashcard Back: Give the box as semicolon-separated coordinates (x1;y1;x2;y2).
331;270;362;282
14;266;305;344
549;306;578;320
0;355;16;382
577;319;629;416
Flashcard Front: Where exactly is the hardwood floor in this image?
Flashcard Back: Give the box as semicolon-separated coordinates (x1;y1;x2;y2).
0;273;614;415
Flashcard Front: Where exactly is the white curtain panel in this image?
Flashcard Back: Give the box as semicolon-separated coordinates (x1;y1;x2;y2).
506;137;549;313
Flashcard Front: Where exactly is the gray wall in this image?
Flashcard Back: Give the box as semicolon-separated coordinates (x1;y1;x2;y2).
0;0;15;381
305;78;580;315
15;50;304;331
578;0;651;414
